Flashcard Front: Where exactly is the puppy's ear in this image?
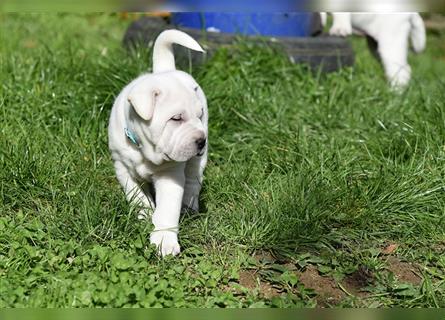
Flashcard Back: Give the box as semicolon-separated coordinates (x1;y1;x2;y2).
128;87;161;121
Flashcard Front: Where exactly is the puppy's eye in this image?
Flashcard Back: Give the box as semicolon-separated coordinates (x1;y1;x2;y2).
194;86;199;92
171;114;182;121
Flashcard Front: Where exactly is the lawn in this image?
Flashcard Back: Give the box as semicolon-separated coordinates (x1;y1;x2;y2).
0;13;444;307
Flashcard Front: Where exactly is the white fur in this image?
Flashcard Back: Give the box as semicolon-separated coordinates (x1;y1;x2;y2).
152;29;204;73
108;30;207;257
325;13;426;90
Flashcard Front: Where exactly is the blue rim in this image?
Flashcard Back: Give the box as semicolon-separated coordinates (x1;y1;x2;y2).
171;13;313;37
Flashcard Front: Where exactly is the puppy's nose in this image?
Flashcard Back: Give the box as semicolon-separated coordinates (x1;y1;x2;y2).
196;138;206;150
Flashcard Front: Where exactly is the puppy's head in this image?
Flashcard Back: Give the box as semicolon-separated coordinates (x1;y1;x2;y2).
128;71;207;162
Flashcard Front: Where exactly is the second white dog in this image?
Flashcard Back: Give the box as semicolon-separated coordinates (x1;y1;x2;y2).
321;13;426;89
108;30;208;257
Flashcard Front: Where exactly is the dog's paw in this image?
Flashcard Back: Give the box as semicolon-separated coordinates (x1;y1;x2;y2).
388;68;411;91
329;24;352;37
150;230;180;257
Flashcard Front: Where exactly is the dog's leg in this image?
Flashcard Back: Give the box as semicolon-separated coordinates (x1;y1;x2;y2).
114;161;154;219
150;166;185;256
329;13;352;36
377;31;411;90
182;152;207;212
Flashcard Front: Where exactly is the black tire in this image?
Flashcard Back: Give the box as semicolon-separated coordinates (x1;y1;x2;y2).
123;16;355;73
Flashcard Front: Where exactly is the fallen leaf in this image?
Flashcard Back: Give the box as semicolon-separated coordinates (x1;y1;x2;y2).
382;243;398;255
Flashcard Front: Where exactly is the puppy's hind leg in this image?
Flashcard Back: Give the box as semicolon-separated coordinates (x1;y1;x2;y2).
377;29;411;90
113;161;154;220
182;152;207;212
329;13;352;37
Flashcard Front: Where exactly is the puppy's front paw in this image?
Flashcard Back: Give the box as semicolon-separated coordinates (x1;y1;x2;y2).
329;24;352;37
150;230;180;257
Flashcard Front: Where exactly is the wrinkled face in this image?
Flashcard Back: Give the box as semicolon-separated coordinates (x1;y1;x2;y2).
131;71;207;162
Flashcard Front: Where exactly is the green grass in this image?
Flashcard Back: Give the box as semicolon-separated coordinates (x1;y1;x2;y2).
1;13;444;307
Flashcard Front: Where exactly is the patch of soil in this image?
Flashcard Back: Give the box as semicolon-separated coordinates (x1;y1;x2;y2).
238;270;281;298
253;250;293;265
385;256;422;285
342;266;374;297
254;251;276;264
283;262;298;271
297;265;345;305
432;241;445;254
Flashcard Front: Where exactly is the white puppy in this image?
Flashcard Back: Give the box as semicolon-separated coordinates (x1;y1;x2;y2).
321;13;426;89
108;30;208;257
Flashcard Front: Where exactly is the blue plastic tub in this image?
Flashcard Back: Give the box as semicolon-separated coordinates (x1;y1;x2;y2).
171;13;313;37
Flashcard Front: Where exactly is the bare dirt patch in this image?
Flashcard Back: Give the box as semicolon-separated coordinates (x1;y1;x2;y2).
253;250;276;264
238;270;281;298
296;265;345;305
342;266;374;297
385;256;422;285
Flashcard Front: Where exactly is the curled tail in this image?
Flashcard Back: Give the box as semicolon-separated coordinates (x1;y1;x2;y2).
410;13;426;53
152;29;204;73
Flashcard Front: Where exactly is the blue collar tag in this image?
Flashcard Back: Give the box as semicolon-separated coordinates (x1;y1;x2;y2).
124;128;140;147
